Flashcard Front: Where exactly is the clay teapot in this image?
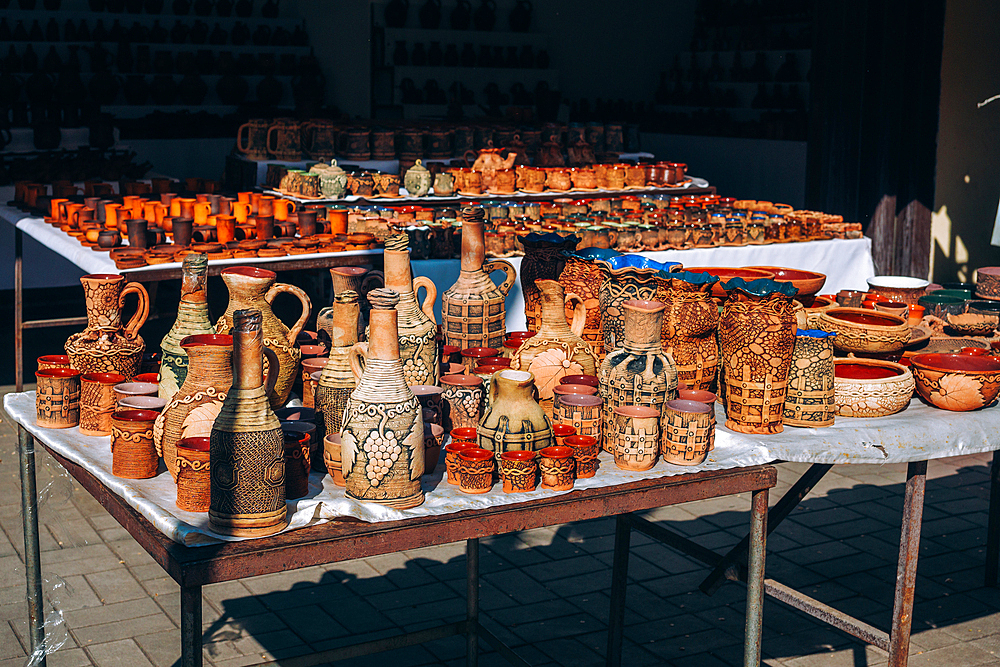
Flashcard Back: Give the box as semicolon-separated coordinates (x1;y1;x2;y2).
465;141;516;190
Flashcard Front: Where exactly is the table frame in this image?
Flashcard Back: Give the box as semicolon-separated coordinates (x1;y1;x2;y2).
14;422;774;667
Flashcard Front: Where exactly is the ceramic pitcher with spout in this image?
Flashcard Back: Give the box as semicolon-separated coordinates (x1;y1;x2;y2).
65;274;150;380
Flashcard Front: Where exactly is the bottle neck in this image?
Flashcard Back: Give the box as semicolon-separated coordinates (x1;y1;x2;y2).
383;249;413;290
460;220;485;272
330;300;360;347
536;282;572;337
366;309;400;360
232;328;264;390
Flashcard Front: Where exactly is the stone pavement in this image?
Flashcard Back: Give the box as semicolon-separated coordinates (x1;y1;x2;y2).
1;391;999;667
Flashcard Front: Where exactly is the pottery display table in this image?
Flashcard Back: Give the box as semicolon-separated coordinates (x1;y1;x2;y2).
4;399;775;667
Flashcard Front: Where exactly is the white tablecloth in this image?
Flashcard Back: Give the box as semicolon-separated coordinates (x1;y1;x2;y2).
6;390;998;547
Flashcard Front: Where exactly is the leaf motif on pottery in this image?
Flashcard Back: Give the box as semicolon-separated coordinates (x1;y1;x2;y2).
529;347;583;399
934;374;985;411
181;401;223;439
153;410;165;454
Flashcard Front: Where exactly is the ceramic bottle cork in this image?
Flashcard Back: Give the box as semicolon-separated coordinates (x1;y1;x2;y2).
442;207;516;350
341;289;425;509
720;278;799;434
159;253;215;399
657;272;720;392
783;329;837;428
315;291;360;441
65;274;150;380
510;279;597;412
382;234;440;386
215;266;311;409
209;309;287;538
599;299;678;452
478;369;553;453
155;334;233;481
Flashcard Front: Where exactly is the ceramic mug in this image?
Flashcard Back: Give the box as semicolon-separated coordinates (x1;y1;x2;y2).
458;448;495;494
609;406;660;471
538;445;575;491
554;393;603;450
441;374;484;430
498;450;538;493
176;437;211;512
110;410;160;479
323;434;346;487
35;368;81;429
661;400;713;466
565;434;599;478
445;440;476;485
80;372;126;436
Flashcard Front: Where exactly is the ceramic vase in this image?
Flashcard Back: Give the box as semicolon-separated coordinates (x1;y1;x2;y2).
442;207;516;349
510;279;598;412
599;300;678;452
381;234;440;386
661;400;713;465
478;369;552;453
317;265;384;341
215;266;311;410
720;278;799;434
155;334;233;482
609;406;660;471
597;255;681;355
65;274;150;380
657;272;720;392
315;291;360;444
341;289;425;509
159;253;215;400
784;330;837;428
209;309;287;537
558;248;621;361
518;232;578;333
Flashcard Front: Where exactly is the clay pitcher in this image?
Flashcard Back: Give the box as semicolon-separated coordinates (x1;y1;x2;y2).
382;233;440;386
65;274;150;380
342;289;425;510
209;309;286;537
155;334;233;482
442;207;516;349
478;369;552;453
510;279;598;412
158;253;215;399
215;266;311;410
518;231;578;333
317;265;384;340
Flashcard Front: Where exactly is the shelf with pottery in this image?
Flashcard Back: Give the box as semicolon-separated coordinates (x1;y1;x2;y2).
1;8;305;30
381;26;549;47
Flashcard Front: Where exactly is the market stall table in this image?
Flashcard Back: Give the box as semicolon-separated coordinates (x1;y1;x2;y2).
3;391;775;667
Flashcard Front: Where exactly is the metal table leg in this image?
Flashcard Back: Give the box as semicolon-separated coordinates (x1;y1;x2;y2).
18;425;46;666
467;538;479;667
744;488;768;667
605;514;631;667
15;226;24;392
986;451;1000;587
887;461;926;667
180;584;203;667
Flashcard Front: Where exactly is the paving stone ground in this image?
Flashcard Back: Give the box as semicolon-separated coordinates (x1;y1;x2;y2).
1;387;998;666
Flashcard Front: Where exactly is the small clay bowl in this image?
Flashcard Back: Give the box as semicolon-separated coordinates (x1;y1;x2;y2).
874;301;908;318
133;372;160;383
833;358;914;418
113;382;158;404
746;266;826;306
818;308;910;354
450;426;478;444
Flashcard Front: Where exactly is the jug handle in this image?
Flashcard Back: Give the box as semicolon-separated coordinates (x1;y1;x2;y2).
262;346;280;398
565;292;586;337
463;149;476;167
236;122;250;153
361;270;385;298
349;342;369;382
265;283;312;346
412;276;438;324
266;126;277;154
120;281;150;340
483;259;516;296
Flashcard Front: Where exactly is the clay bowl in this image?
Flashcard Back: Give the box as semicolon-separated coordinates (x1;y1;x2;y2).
866;276;930;305
967;300;1000;317
833;358;914;417
560;374;599;388
817;307;910;353
918;294;966;319
133;372;160;383
678;389;717;404
118;395;168;412
946;312;998;337
746;266;826;306
685;267;774;300
909;353;1000;411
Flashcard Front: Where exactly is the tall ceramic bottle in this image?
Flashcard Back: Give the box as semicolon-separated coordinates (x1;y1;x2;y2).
214;266;311;409
341;289;425;509
599;299;678;451
719;277;798;434
65;274;149;379
510;279;597;408
158;253;215;399
657;271;720;392
442;207;516;349
154;333;233;481
382;233;440;386
315;290;360;441
209;309;287;537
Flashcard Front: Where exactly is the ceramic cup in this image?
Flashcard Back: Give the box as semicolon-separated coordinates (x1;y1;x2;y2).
441;374;484;430
661;400;714;466
552;423;577;448
498;450;538;493
552;383;599;413
677;389;717;451
282;420;319;474
323;434;346;487
110;409;160;479
424;423;445;476
410;385;445;427
610;406;660;471
283;431;311;500
79;372;125;436
118;395;167;412
176;437;211;512
458;448;495;494
36;368;82;429
445;440;476;485
565;434;600;478
538;445;576;491
37;354;71;371
553;393;603;449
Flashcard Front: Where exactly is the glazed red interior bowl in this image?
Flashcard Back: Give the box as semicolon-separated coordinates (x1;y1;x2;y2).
835;363;904;380
825;308;906;327
909;353;1000;373
746;266;826;305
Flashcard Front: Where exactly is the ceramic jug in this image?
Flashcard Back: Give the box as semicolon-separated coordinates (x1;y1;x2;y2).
382;234;440;386
442;207;516;349
656;271;720;392
597;254;681;356
65;274;149;380
236;118;268;160
317;265;384;341
403;159;432;197
155;333;233;482
159;253;215;399
478;369;552;453
342;289;425;509
557;248;620;361
209;309;286;537
215;266;311;410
